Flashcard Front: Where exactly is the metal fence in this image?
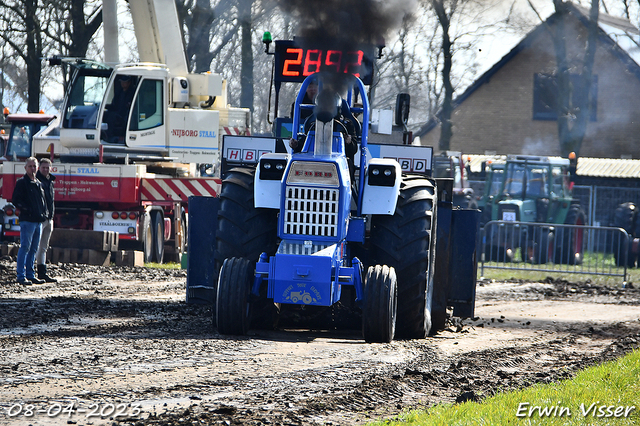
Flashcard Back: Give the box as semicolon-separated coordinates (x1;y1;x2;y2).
480;221;631;281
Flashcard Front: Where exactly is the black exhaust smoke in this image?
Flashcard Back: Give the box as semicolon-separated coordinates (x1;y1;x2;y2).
281;0;414;50
281;0;415;93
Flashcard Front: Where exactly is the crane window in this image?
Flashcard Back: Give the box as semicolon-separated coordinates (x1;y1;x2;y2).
130;79;163;131
64;74;110;129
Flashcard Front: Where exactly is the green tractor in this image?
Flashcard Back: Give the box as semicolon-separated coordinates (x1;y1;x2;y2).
484;155;586;264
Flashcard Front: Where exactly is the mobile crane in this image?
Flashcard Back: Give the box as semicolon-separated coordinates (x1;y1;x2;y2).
1;0;249;262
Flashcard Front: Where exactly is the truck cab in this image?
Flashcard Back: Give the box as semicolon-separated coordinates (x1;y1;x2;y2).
2;113;56;162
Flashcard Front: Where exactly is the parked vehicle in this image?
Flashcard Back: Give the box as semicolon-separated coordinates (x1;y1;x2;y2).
611;202;640;267
484;154;586;264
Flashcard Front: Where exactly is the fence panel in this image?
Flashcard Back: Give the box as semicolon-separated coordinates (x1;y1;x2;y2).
480;221;630;281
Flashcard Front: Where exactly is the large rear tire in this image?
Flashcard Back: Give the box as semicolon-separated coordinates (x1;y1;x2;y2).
369;176;437;339
216;168;278;270
612;202;637;267
216;257;253;335
362;265;397;343
215;168;279;325
555;205;586;265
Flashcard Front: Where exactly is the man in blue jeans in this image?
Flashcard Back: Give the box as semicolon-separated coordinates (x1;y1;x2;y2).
12;157;48;285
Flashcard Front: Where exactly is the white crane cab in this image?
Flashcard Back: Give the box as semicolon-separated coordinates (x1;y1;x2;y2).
47;61;224;165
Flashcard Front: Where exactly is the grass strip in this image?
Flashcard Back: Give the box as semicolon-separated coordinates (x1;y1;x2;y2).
370;349;640;425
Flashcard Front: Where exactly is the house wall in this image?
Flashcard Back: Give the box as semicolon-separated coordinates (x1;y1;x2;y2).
420;13;640;159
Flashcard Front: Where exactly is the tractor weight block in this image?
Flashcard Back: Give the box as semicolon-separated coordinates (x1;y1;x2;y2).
186;196;219;305
49;229;112;251
449;209;481;319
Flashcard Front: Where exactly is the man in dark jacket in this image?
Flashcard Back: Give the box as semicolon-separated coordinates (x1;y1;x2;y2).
36;158;57;283
12;157;48;285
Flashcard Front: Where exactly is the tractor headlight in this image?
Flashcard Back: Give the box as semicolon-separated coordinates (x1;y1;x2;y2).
368;165;396;187
259;158;287;180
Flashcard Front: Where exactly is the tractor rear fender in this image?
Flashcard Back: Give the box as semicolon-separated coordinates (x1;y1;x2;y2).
361;158;401;215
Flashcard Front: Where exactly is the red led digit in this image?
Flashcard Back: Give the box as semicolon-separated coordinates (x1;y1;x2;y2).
325;50;342;73
343;50;364;77
283;48;303;76
303;49;322;75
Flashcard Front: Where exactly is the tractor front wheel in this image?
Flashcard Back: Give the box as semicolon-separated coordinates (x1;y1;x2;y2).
362;265;397;343
522;228;553;264
216;257;253;336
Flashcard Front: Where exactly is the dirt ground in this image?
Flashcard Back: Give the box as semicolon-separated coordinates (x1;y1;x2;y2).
1;259;639;426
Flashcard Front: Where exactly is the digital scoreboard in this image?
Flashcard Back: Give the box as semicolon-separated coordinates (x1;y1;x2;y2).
274;40;375;85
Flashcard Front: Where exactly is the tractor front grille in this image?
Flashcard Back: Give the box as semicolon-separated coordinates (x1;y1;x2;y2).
284;186;339;237
277;241;332;255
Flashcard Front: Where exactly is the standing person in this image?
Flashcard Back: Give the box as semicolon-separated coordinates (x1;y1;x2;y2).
12;157;48;285
36;158;57;283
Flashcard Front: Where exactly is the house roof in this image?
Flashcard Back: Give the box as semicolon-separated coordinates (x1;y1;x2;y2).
416;2;640;138
467;154;640;178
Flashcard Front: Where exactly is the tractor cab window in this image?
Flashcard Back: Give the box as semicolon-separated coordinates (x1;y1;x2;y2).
7;126;31;158
503;163;525;197
526;167;548;197
551;166;564;197
488;168;504;196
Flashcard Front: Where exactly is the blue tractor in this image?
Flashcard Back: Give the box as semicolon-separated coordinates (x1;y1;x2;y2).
208;73;479;342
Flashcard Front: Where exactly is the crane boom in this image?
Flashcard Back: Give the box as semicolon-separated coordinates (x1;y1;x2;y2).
128;0;189;76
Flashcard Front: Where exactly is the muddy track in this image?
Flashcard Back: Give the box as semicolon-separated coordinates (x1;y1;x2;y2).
1;260;639;425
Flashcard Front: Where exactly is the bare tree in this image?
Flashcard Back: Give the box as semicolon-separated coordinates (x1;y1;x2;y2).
431;0;455;151
41;0;103;88
373;8;441;127
178;0;241;73
177;0;278;120
238;0;254;111
0;0;44;112
43;0;102;58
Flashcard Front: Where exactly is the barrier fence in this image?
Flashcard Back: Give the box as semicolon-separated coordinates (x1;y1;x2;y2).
480;221;631;282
